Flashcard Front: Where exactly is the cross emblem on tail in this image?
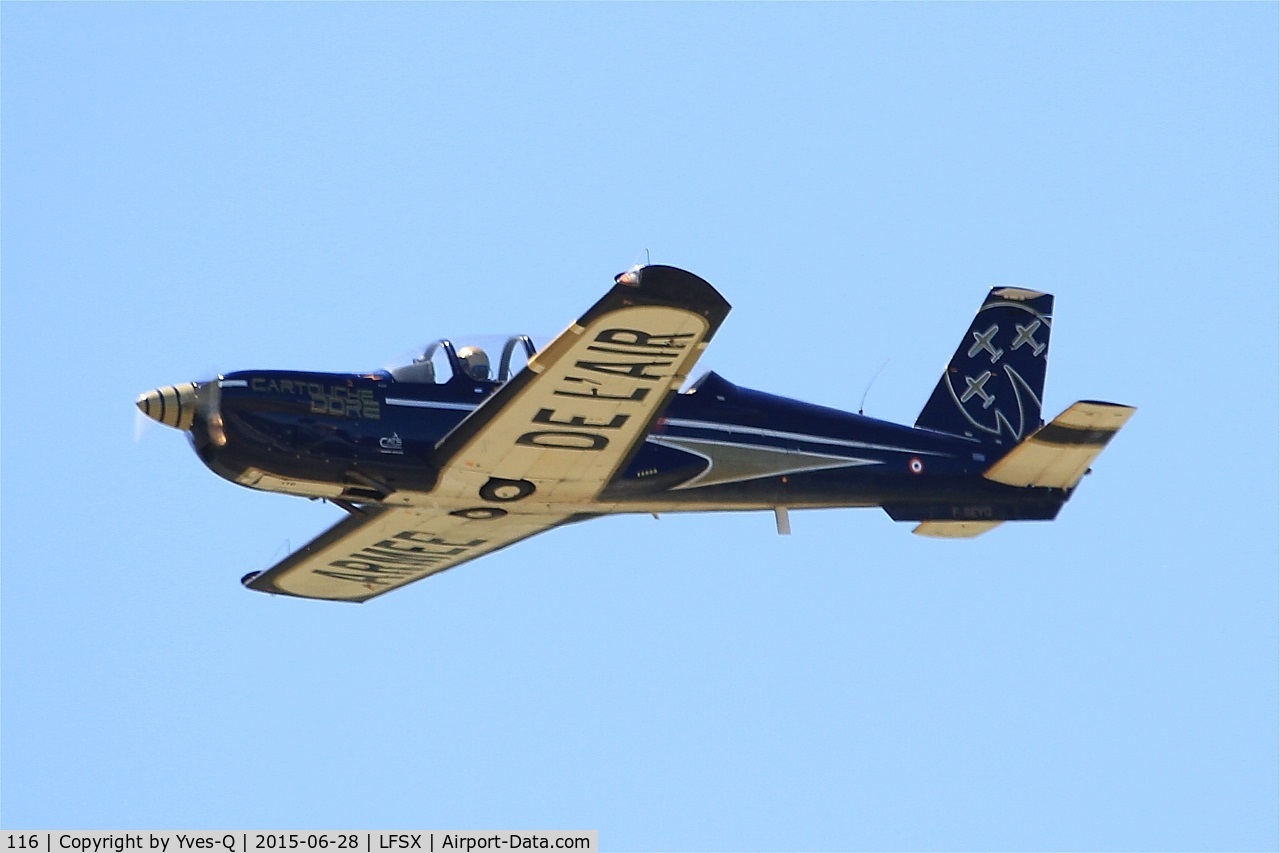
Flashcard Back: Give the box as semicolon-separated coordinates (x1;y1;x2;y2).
961;371;996;409
1012;320;1046;356
967;324;1003;363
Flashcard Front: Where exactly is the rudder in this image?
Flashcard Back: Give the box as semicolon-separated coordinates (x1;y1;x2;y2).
916;287;1054;445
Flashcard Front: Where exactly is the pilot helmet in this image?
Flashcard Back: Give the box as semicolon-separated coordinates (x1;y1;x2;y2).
456;346;491;381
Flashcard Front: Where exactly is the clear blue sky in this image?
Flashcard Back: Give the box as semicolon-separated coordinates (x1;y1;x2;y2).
3;3;1276;850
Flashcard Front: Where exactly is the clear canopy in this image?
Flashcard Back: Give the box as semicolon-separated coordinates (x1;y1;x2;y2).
388;335;539;384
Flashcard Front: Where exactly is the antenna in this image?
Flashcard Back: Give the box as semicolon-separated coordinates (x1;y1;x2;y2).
858;359;890;416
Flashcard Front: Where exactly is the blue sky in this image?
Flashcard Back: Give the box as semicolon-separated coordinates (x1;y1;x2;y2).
2;3;1276;850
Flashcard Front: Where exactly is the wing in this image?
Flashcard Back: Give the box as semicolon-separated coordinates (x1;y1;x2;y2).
428;265;731;504
244;266;729;603
243;506;585;602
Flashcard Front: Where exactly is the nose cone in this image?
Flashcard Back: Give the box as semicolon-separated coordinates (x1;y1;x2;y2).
136;382;199;431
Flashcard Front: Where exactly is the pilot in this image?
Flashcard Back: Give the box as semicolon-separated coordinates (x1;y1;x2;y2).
456;346;491;381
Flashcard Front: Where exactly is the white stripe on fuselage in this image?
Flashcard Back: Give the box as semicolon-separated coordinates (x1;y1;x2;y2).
384;399;478;411
661;418;949;457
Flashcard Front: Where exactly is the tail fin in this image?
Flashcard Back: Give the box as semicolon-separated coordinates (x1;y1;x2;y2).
916;287;1054;445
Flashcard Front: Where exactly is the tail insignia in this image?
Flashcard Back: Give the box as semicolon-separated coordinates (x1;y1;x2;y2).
948;302;1048;439
917;288;1054;443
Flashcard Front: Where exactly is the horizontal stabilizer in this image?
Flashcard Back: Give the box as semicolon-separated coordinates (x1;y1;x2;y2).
913;520;1004;538
983;401;1135;490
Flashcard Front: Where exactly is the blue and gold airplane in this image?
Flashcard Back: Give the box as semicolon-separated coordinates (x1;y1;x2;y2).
137;265;1134;602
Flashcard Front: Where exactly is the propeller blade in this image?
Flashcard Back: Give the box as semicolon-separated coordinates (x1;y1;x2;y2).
134;405;157;442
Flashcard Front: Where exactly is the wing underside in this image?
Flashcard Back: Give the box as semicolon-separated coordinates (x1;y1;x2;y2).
243;506;582;603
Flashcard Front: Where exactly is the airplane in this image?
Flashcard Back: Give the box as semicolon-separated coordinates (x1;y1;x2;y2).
136;265;1135;603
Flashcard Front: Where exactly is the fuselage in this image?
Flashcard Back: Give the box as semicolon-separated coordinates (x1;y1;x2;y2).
188;365;1066;524
134;268;1132;601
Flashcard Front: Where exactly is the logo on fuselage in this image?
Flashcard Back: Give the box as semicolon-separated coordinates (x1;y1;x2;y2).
249;376;381;420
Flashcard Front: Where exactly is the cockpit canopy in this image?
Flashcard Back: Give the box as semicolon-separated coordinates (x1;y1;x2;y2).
388;335;539;384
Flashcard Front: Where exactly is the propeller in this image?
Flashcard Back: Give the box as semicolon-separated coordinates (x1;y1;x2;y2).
195;375;221;422
133;403;157;443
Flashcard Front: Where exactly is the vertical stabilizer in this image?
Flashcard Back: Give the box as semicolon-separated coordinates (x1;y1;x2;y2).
916;287;1054;445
